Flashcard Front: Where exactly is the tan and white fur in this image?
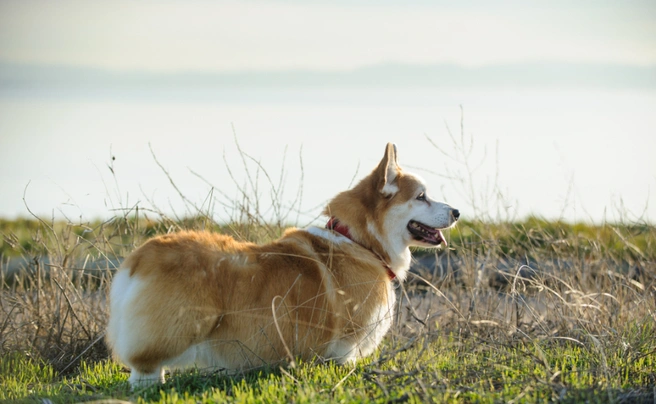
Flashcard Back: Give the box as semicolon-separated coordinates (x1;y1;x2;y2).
106;143;459;386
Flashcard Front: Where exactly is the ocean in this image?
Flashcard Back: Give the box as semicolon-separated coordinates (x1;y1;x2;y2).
1;87;654;224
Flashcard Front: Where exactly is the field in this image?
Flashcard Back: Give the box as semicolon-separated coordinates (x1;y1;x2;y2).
1;136;655;403
1;214;654;403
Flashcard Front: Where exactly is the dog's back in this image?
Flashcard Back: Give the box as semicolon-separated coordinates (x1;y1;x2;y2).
107;229;393;385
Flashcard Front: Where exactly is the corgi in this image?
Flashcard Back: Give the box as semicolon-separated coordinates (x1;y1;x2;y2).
106;143;459;386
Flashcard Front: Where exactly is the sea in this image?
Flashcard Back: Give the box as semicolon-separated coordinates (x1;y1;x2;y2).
1;87;655;225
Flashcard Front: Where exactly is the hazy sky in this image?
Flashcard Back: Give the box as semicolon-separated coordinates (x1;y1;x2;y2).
1;0;655;73
1;1;655;223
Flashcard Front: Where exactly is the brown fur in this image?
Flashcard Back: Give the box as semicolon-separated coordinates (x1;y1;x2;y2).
115;228;390;373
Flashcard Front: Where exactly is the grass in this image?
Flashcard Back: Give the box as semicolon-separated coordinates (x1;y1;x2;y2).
1;216;654;403
2;326;655;402
1;133;655;403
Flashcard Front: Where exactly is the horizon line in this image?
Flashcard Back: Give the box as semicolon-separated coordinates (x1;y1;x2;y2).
2;61;655;90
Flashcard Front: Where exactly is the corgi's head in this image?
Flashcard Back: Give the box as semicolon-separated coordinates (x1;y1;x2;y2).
325;143;459;280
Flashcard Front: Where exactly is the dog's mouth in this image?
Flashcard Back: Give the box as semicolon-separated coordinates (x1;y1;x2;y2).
407;220;446;246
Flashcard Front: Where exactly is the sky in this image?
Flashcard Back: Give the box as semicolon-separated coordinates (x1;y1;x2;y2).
1;1;655;224
1;0;655;73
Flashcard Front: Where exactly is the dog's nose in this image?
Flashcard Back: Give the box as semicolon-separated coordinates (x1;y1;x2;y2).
451;209;460;220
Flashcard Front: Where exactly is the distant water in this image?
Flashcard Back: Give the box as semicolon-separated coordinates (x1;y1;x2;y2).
1;87;655;224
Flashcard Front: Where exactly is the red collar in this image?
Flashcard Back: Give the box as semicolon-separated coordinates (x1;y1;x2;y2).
326;217;396;280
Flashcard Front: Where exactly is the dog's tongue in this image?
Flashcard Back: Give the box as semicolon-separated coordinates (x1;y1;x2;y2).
435;229;447;247
422;222;446;246
416;221;446;246
409;220;447;246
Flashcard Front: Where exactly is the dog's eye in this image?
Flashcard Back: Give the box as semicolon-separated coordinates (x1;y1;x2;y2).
416;192;426;201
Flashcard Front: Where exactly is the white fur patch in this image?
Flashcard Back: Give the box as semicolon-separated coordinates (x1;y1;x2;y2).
325;339;358;364
107;269;144;365
369;218;411;279
163;341;231;370
305;226;353;244
382;158;400;196
381;182;399;196
128;368;165;386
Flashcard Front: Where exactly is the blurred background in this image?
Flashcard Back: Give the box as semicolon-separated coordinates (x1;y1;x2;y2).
1;0;655;224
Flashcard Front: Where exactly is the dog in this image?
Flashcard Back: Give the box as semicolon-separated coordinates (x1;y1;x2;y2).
106;143;459;386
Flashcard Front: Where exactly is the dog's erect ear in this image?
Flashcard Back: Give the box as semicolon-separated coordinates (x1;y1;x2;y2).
376;143;401;196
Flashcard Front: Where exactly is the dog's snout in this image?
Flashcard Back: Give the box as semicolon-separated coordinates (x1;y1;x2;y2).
451;209;460;220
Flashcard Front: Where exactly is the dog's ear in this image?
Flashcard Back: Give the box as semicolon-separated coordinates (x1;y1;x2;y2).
376;143;400;196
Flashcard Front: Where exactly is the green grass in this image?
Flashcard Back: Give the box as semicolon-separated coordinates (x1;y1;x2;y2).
3;328;654;403
0;353;125;403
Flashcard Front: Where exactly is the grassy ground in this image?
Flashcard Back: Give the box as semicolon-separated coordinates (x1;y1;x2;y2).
1;215;655;403
2;327;655;403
